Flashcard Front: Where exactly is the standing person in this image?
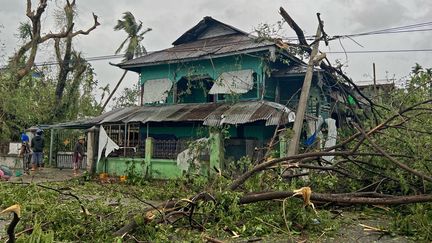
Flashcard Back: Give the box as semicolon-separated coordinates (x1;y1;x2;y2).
72;136;85;176
30;129;44;171
19;132;32;173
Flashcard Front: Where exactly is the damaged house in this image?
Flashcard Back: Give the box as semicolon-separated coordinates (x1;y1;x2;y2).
51;16;344;179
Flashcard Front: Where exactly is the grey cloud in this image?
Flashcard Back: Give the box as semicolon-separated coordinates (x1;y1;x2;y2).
1;0;432;110
344;0;410;31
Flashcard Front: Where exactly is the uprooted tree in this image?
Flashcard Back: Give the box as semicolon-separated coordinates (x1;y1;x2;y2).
111;9;432;240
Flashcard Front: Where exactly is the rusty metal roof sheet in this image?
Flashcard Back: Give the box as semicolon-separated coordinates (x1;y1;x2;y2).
119;101;295;126
50;101;296;129
118;34;274;69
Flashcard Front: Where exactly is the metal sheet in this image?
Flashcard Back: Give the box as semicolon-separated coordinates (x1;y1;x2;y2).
119;34;274;68
52;101;296;128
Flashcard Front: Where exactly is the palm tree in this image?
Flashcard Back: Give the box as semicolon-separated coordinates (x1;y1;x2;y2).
102;12;151;111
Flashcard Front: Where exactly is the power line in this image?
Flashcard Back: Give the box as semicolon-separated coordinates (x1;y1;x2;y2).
282;20;432;40
2;20;432;69
3;48;431;69
327;49;432;54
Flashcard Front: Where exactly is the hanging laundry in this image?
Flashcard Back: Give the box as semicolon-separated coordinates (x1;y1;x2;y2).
97;126;120;164
304;132;317;146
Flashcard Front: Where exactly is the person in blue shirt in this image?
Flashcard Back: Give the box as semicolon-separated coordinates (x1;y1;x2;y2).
19;132;32;173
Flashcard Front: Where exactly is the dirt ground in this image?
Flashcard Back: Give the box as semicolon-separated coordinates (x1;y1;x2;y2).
8;167;78;183
1;168;414;242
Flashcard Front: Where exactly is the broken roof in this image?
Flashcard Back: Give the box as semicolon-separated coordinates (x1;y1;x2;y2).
50;101;296;129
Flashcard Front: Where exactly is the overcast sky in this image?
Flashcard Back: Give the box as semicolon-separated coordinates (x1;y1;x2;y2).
1;0;431;109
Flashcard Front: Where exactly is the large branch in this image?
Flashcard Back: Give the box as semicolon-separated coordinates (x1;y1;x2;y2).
229;151;351;190
279;7;308;46
230;99;432;191
239;191;432;205
114;189;432;236
278;7;378;113
354;123;432;182
70;13;100;37
12;1;99;82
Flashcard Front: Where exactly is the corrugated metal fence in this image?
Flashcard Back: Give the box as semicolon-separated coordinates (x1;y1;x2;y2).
56;152;87;169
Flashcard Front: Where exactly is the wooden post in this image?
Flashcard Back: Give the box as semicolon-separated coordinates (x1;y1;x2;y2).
287;25;322;156
140;83;144;106
49;129;55;167
279;132;287;158
86;126;96;174
209;129;223;175
373;63;377;98
145;137;153;177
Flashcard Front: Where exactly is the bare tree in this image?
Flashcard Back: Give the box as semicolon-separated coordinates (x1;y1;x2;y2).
51;0;100;120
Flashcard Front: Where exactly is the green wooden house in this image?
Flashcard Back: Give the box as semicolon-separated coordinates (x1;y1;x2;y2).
50;16;342;179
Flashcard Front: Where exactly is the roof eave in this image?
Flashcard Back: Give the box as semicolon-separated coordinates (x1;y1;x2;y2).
117;45;275;69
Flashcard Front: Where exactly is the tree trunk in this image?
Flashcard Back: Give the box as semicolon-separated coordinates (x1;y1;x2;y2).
101;70;128;112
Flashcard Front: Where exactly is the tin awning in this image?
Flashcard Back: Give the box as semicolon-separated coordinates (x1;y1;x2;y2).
50;100;296;129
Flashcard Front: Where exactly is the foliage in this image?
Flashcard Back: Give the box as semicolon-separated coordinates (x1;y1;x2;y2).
0;68;55;141
114;12;152;61
391;203;432;241
0;2;102;141
124;159;149;185
112;83;140;109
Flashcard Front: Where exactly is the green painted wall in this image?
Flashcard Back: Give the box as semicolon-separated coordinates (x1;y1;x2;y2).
264;77;277;101
140;54;265;104
96;158;147;176
243;125;275;141
150;159;183;179
96;157;183;179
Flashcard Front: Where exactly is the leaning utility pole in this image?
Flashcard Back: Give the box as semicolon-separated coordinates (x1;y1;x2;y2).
373;62;377;98
287;19;323;156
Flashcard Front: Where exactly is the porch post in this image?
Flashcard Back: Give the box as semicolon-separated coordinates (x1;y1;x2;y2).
86;126;96;174
145;137;153;176
279;133;288;158
209;129;223;175
49;129;55;167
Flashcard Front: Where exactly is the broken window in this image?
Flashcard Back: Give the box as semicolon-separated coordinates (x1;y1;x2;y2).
175;76;214;103
209;69;254;95
142;78;173;104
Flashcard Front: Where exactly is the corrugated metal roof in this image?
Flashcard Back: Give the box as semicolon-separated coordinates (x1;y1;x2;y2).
172;16;249;45
118;34;275;69
51;101;296;129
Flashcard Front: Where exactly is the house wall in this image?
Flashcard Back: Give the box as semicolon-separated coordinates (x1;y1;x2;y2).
142;124;207;139
140;54;266;103
96;131;222;179
96;157;183;179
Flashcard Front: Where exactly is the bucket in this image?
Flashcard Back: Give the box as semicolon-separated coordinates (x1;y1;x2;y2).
15;170;23;177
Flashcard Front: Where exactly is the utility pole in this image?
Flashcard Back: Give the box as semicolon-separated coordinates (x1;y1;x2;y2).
287;23;323;156
373;63;377;98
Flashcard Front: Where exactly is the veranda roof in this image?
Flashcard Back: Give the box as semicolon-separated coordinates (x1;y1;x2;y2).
50;100;296;129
